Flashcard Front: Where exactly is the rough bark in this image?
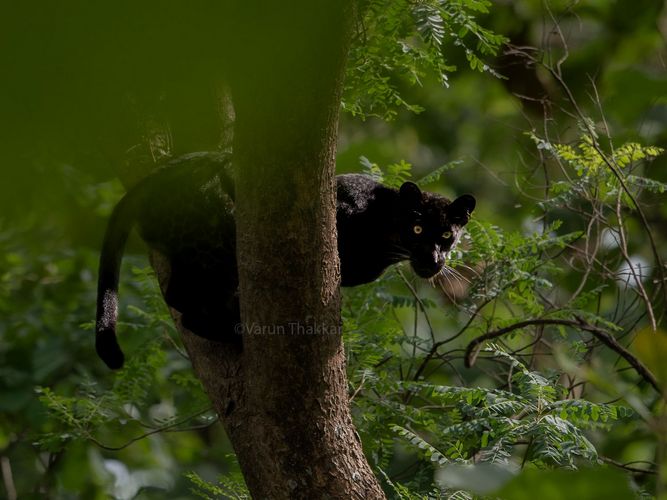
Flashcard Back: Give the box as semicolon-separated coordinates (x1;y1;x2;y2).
134;2;384;498
228;2;383;496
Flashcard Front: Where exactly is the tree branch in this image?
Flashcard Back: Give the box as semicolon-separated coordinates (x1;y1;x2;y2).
464;317;661;394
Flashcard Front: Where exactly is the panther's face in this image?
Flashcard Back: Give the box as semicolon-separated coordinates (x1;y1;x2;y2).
396;182;476;279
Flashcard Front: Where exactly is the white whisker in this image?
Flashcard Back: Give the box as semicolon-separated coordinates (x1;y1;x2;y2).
439;265;470;285
435;273;455;301
455;262;480;277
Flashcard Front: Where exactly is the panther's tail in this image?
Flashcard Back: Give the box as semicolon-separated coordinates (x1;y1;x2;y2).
95;191;138;369
95;152;233;369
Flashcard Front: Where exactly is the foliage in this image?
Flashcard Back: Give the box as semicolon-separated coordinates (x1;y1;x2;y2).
341;142;663;496
1;0;666;498
344;0;506;120
0;209;225;497
185;466;249;500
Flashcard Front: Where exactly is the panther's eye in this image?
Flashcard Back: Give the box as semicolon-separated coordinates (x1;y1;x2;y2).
442;231;452;239
413;225;423;235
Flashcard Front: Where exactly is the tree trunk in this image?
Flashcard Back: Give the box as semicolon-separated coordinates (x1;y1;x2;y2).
147;2;384;498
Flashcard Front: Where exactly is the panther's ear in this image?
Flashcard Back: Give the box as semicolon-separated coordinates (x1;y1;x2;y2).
448;194;476;225
399;181;423;207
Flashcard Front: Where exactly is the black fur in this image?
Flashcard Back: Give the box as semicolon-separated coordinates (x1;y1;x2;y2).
337;174;475;286
96;154;475;369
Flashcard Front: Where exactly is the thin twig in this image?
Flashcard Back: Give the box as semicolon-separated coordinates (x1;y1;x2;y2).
600;456;657;475
614;189;657;330
544;6;667;318
464;317;661;394
396;268;436;344
90;406;215;451
350;371;367;402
